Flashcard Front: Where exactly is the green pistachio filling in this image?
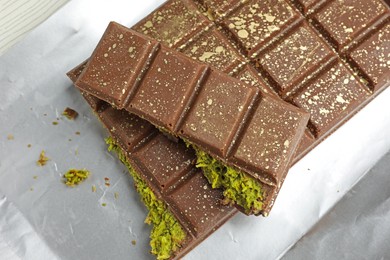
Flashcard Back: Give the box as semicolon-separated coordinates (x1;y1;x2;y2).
193;147;265;215
106;137;186;260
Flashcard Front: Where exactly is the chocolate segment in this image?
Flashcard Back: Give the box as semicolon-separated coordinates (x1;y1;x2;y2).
291;61;370;138
75;22;310;215
221;0;302;57
76;24;159;108
348;22;390;92
311;0;388;51
181;26;245;73
256;22;334;97
129;45;207;132
232;95;307;186
179;69;259;158
133;0;211;48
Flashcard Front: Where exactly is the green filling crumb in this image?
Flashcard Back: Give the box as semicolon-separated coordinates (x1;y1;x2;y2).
37;150;49;166
193;147;265;215
63;169;90;186
106;137;186;260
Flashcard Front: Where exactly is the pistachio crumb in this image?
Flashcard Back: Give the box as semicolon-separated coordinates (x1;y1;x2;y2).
33;176;38;180
114;192;119;199
63;169;90;187
27;144;32;148
37;150;49;166
92;185;96;192
52;121;58;125
131;240;136;246
102;203;107;207
7;134;14;140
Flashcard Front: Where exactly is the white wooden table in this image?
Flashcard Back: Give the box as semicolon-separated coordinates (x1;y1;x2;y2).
0;0;69;55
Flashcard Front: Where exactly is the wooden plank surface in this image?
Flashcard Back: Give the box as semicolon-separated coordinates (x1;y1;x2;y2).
0;0;69;56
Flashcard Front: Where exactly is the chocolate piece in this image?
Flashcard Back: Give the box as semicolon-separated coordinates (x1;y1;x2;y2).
76;29;159;107
220;0;302;57
291;60;370;138
76;22;310;215
255;21;334;97
129;45;207;132
311;0;388;51
62;107;78;120
181;26;245;73
347;22;390;92
133;0;211;48
68;66;236;260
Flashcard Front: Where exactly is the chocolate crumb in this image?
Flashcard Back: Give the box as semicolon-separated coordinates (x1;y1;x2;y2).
131;240;136;246
62;107;79;120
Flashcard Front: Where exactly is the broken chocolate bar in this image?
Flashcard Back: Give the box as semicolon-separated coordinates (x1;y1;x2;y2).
71;0;389;215
68;65;237;260
75;22;310;216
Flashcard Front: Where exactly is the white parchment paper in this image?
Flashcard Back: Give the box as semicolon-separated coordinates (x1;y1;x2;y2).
0;1;389;259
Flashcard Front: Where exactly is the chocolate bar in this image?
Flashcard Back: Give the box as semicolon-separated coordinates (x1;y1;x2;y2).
67;64;237;260
75;22;310;216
